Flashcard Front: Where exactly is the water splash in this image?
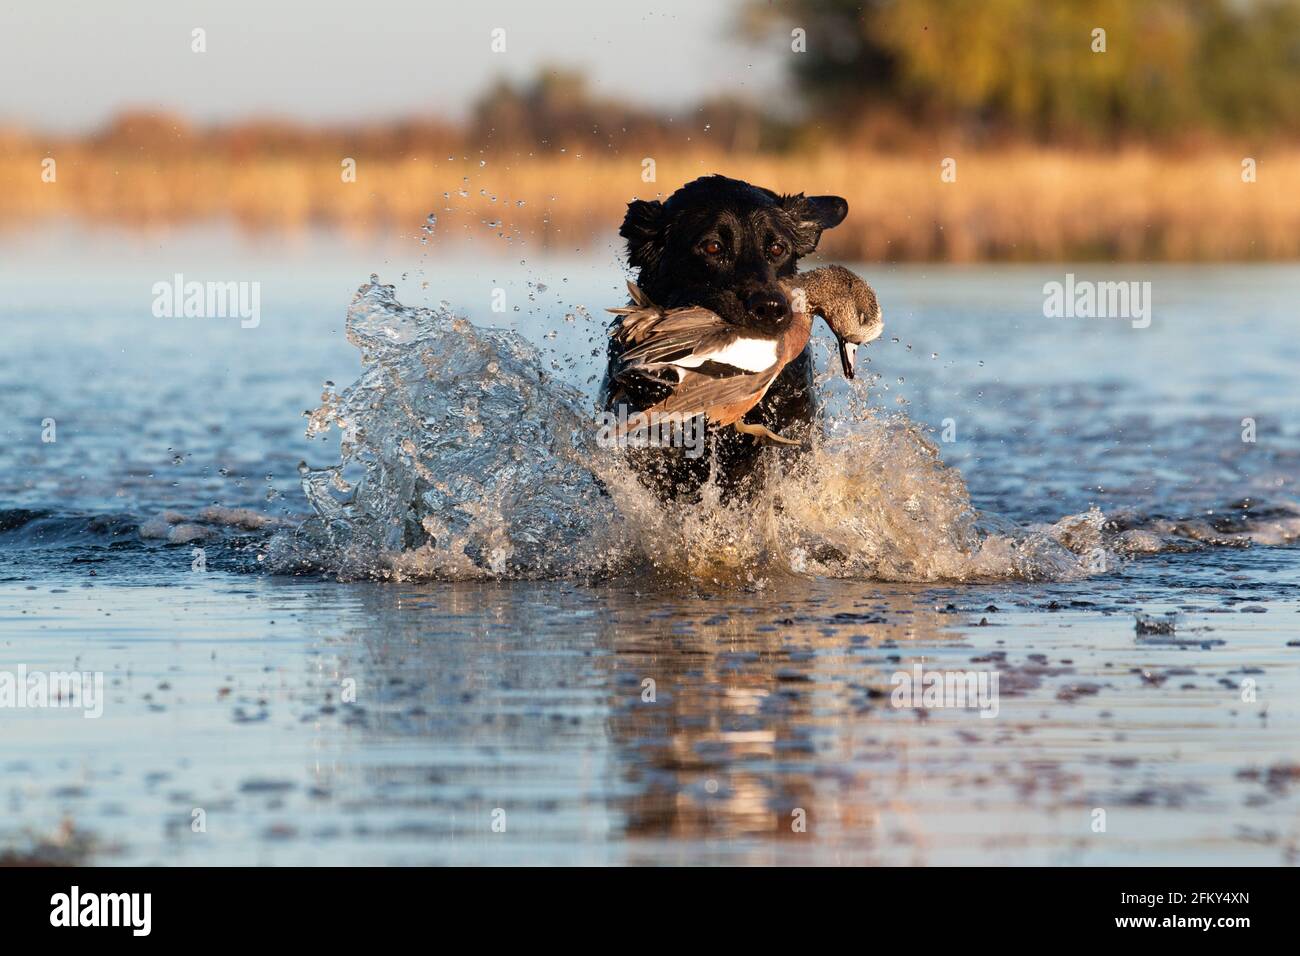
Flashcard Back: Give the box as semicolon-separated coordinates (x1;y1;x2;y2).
267;275;615;580
589;415;1105;586
267;276;1276;584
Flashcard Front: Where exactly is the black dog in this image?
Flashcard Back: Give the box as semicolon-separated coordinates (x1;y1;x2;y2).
600;174;849;499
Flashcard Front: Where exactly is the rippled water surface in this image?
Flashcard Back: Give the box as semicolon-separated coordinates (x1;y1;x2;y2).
2;229;1298;864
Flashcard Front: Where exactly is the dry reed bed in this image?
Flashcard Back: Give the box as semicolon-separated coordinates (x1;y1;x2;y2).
2;148;1297;260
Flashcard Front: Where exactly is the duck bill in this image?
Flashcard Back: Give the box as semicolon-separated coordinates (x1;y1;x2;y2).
837;338;858;379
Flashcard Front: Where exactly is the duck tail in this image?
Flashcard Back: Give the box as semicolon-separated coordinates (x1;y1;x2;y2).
607;282;657;328
627;280;652;307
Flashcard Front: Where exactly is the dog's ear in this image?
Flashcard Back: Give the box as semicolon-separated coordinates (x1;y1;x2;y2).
781;193;849;256
619;199;665;272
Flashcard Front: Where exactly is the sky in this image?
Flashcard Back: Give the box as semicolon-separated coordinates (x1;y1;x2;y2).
0;0;786;133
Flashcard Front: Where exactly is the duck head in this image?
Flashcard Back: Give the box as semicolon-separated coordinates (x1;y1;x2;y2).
795;265;884;379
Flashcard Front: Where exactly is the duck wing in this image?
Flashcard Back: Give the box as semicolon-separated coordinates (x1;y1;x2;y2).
609;300;723;346
609;282;771;365
621;320;776;372
623;366;780;430
607;281;671;344
608;284;783;417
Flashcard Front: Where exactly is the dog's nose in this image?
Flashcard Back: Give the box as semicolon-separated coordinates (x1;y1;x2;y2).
744;291;788;323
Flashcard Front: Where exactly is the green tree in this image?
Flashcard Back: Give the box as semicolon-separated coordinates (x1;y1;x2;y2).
744;0;1300;140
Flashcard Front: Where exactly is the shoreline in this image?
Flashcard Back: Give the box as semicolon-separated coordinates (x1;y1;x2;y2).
4;147;1300;262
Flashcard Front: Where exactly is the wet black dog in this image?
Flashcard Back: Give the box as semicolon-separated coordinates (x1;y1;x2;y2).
600;174;849;499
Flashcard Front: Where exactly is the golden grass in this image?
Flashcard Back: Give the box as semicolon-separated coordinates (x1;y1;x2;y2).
3;145;1298;260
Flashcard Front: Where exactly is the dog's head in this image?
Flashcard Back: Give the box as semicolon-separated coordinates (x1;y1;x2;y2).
619;175;848;332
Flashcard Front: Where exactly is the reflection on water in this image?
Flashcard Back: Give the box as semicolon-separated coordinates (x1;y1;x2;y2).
596;585;958;859
4;564;1298;865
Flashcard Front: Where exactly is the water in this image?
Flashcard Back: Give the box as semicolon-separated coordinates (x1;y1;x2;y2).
3;227;1299;864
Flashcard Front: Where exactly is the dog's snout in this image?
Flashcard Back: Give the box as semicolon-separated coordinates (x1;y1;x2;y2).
744;290;788;324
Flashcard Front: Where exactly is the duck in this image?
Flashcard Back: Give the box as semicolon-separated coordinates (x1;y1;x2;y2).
795;263;884;380
606;265;883;446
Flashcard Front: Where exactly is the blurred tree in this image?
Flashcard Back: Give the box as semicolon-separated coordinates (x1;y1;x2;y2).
472;67;672;152
469;68;796;153
743;0;1300;141
92;111;196;155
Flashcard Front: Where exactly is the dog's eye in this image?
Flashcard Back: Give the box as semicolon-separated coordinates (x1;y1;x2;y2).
701;239;723;256
767;241;787;258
